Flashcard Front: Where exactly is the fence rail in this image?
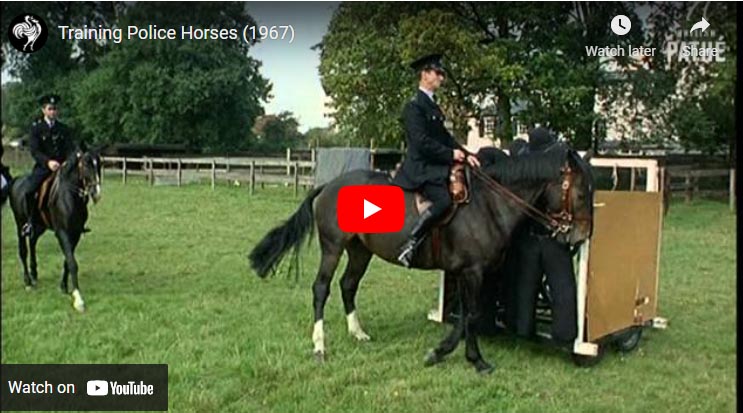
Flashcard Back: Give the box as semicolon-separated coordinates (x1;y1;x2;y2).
666;167;735;211
101;156;315;196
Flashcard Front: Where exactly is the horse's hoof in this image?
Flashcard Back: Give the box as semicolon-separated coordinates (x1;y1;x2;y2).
24;285;34;292
352;331;371;342
73;303;86;313
474;360;495;375
423;349;444;367
313;350;325;363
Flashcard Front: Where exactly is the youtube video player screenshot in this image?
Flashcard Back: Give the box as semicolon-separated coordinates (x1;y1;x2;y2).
1;1;738;412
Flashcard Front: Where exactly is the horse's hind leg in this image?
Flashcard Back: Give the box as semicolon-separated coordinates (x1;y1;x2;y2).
339;237;373;341
17;229;32;289
461;267;494;374
425;273;465;366
312;236;344;361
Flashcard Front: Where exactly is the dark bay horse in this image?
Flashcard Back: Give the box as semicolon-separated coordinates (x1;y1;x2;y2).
9;147;102;312
249;143;593;373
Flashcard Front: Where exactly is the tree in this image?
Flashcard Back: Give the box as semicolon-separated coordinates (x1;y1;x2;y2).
250;112;305;153
2;2;271;152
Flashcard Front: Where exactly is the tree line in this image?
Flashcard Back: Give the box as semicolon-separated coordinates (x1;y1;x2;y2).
317;2;736;156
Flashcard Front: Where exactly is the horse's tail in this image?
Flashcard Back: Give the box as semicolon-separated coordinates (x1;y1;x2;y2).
249;185;325;278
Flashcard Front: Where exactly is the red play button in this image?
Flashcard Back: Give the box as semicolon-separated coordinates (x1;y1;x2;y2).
337;185;405;233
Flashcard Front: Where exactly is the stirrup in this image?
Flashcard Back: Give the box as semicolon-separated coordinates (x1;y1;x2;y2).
397;239;420;267
21;222;33;237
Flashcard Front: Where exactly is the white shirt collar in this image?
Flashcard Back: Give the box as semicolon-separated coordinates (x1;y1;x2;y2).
44;117;55;127
418;86;435;102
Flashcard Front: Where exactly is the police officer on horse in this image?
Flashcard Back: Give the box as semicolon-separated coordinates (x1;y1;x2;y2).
393;53;480;267
20;94;76;236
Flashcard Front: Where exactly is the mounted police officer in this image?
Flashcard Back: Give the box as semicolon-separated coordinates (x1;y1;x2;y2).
393;53;480;267
502;127;578;348
20;94;76;236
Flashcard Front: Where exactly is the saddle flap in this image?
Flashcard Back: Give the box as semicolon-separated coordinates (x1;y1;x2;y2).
37;174;56;211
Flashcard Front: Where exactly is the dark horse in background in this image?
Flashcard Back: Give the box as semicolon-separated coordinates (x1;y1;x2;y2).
9;146;102;312
249;143;593;373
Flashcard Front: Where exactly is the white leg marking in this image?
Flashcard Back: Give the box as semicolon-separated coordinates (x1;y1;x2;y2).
347;310;371;341
312;320;325;354
72;289;85;312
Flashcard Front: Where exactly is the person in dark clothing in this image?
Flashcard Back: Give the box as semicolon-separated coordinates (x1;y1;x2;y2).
0;144;12;207
480;127;578;348
393;53;480;267
506;127;577;346
20;94;77;236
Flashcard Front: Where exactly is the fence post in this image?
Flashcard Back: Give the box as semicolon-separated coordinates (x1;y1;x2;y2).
629;167;635;191
250;160;256;195
730;168;736;212
211;160;216;190
100;159;105;184
293;161;299;198
177;159;182;187
286;148;292;175
684;174;691;203
122;157;127;184
149;159;154;186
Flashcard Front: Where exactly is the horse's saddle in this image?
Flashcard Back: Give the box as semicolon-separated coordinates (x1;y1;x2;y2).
390;162;471;226
36;173;58;226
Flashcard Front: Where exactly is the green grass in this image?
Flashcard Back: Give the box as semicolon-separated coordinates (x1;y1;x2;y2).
1;178;736;412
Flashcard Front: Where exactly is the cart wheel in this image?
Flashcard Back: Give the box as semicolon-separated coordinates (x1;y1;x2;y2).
571;344;605;368
613;326;643;353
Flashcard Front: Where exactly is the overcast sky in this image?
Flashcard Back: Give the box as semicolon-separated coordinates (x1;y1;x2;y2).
246;2;338;132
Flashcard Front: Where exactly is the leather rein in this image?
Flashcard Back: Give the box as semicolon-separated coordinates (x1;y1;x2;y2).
470;161;582;237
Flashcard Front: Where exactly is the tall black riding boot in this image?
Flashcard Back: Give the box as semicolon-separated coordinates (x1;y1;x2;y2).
397;209;436;267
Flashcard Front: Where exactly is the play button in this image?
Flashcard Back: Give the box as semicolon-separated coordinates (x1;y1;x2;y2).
337;185;404;233
363;199;381;219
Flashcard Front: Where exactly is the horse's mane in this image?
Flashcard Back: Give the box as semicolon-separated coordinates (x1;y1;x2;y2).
479;144;568;185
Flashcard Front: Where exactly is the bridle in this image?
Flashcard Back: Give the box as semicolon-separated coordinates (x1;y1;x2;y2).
470;156;587;238
75;154;100;200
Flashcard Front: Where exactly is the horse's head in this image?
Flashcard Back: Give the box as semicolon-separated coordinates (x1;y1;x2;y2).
70;143;104;203
540;145;594;246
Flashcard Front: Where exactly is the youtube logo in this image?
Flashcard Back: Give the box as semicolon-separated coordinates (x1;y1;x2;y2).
337;185;405;233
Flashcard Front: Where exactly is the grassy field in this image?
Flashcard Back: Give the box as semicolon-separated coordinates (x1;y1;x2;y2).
1;178;736;412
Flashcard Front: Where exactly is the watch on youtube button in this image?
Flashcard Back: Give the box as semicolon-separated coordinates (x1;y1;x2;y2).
337;185;404;233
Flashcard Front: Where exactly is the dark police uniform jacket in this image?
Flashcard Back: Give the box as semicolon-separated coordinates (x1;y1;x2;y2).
392;90;463;190
29;119;75;172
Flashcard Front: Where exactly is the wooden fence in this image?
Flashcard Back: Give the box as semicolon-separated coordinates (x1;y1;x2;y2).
666;167;735;210
101;156;315;197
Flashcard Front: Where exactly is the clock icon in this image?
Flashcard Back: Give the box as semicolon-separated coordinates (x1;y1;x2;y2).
611;15;631;36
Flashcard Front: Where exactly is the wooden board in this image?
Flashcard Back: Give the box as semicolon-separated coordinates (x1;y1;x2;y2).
586;190;663;341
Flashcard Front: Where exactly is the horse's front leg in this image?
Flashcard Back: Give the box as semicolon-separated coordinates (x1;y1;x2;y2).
28;232;42;286
461;266;494;374
56;230;84;312
17;228;32;290
60;260;69;294
424;273;465;367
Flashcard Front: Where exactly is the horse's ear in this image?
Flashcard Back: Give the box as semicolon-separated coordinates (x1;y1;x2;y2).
582;149;594;162
78;141;88;152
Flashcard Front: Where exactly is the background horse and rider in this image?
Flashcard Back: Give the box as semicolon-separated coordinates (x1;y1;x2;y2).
250;143;594;373
8;145;103;311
